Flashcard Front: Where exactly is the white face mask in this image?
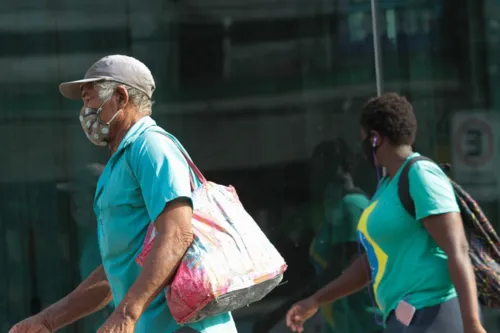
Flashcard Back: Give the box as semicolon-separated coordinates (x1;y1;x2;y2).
79;100;122;146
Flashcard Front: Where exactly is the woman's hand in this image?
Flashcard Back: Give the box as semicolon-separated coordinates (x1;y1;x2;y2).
285;297;320;333
464;319;487;333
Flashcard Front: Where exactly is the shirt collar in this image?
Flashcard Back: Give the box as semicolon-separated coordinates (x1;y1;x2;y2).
115;116;157;153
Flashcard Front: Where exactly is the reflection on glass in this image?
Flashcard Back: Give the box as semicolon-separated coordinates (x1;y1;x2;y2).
307;139;380;333
58;164;112;333
2;0;500;331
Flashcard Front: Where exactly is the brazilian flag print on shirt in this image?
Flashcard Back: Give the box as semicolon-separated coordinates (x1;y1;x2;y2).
357;153;459;322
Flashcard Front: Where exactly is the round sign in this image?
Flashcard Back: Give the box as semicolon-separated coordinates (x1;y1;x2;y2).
454;117;494;167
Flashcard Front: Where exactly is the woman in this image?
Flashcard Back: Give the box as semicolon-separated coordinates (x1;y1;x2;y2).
285;93;486;333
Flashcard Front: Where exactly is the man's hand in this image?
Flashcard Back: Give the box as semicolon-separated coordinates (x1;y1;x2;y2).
8;314;53;333
9;266;112;333
96;311;136;333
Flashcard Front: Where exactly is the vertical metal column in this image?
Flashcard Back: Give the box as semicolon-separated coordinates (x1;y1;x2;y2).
369;0;386;176
370;0;383;96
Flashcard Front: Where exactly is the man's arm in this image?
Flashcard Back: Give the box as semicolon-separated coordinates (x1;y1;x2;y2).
113;132;196;322
41;265;112;331
117;199;193;321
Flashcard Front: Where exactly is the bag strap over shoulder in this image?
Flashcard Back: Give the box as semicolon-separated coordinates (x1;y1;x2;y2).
151;128;207;186
398;155;434;218
125;126;207;191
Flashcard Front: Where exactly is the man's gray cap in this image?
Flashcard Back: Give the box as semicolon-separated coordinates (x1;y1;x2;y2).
59;55;156;100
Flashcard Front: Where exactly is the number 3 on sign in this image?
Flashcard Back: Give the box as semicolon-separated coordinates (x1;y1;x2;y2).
465;129;482;158
455;117;494;168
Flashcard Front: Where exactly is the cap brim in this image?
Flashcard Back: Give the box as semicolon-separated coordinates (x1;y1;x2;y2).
59;77;108;100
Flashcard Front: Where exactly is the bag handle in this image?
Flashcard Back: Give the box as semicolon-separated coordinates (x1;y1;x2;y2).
152;128;208;190
124;127;208;192
178;149;207;188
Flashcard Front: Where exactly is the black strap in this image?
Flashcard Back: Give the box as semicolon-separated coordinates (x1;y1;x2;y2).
398;156;434;218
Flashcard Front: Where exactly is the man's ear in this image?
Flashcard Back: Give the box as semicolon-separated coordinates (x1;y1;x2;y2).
115;85;129;108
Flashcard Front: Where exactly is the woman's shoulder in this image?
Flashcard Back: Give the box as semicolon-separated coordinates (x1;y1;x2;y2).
405;155;459;219
408;157;449;184
405;155;455;198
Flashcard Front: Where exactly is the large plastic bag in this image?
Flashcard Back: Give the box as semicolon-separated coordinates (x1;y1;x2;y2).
136;150;287;324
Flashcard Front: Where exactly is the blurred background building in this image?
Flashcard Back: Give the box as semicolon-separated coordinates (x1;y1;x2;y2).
1;0;500;331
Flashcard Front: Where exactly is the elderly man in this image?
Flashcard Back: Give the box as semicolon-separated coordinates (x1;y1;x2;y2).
9;55;238;333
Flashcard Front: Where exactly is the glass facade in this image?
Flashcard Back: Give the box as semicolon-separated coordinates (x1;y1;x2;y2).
2;0;500;332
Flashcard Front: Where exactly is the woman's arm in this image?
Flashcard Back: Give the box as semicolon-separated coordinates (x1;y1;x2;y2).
310;253;371;306
422;213;482;330
253;241;360;333
408;161;483;331
285;254;372;333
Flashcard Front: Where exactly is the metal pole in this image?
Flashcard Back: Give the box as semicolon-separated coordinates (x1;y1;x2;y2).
369;0;386;177
370;0;383;96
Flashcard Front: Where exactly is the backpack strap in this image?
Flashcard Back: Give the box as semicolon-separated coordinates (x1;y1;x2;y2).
398;156;434;218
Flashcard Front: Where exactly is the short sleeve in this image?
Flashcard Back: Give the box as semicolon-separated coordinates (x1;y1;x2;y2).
128;131;192;222
408;161;460;221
